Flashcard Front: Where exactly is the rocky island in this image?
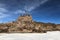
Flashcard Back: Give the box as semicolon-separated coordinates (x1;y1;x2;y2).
0;13;60;33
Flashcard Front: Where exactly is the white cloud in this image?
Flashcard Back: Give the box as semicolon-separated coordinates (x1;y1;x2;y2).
15;10;25;14
0;12;9;19
0;4;10;19
24;0;48;11
0;8;8;12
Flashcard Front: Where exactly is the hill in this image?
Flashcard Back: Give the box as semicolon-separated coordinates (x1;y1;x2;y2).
0;13;60;33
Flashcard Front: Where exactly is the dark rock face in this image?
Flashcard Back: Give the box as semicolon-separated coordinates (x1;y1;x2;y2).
0;14;60;33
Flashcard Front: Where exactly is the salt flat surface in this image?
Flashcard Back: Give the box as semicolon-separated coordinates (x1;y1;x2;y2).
0;31;60;40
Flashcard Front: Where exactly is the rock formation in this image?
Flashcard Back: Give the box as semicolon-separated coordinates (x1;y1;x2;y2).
0;13;60;33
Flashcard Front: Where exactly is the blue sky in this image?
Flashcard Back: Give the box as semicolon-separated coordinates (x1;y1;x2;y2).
0;0;60;24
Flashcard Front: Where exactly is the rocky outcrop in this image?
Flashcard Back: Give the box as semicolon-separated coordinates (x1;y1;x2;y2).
0;13;60;33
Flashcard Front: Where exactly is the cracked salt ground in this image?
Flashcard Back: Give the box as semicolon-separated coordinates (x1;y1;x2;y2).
0;31;60;40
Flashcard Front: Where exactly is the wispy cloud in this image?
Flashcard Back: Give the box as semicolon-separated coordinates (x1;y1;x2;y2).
0;12;9;19
0;8;8;12
0;4;10;19
0;4;6;8
0;0;48;18
24;0;48;11
15;10;25;14
13;0;48;14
